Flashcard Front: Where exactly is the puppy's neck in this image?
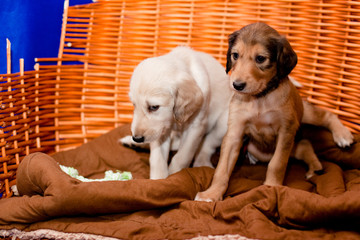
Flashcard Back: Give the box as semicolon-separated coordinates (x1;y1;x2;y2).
254;76;288;98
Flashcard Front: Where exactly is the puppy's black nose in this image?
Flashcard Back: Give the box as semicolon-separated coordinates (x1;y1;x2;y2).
233;81;246;91
132;135;145;143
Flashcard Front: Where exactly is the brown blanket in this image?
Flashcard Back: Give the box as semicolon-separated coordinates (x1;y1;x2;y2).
0;124;360;240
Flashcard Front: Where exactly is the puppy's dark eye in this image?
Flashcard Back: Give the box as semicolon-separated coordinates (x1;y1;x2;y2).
255;55;266;64
148;105;159;112
232;52;239;60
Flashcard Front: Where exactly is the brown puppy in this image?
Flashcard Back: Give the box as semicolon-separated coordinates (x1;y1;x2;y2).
195;22;354;202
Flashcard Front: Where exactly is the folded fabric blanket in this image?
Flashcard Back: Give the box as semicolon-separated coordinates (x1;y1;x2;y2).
0;124;359;240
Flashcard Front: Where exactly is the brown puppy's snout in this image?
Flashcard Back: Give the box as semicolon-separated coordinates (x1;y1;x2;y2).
233;81;246;91
132;135;145;143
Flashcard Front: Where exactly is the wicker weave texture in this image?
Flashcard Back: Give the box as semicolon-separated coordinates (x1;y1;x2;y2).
60;0;360;132
1;0;359;198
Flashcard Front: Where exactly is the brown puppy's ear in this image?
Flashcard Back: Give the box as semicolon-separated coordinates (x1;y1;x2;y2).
174;78;203;124
277;36;297;79
226;31;239;74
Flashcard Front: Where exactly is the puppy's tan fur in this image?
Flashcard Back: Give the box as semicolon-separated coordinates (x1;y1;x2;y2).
195;23;354;201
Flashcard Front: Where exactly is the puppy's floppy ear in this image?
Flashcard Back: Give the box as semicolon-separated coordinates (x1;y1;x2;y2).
226;31;239;74
174;78;203;124
277;36;297;79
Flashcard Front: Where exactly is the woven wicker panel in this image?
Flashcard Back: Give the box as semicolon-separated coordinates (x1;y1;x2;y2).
1;0;359;198
0;66;58;197
58;0;360;132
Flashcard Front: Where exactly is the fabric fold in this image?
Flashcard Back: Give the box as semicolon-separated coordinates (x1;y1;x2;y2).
0;152;214;224
0;124;359;240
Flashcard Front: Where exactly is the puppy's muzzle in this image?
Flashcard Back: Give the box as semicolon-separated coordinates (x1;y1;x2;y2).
233;81;246;91
132;135;145;143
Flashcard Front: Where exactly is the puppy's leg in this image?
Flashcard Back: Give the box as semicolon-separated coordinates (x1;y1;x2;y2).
292;139;323;179
264;127;297;186
193;113;228;168
168;123;207;175
170;131;181;151
193;132;222;168
149;137;171;179
192;138;216;168
195;117;245;202
302;100;354;147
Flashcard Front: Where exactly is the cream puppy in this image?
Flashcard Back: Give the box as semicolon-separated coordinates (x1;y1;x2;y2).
121;46;232;179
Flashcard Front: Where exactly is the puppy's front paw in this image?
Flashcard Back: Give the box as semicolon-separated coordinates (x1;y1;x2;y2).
333;128;354;148
194;190;223;202
194;193;214;202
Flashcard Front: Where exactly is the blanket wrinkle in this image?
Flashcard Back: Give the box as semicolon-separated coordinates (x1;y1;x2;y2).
1;124;360;240
224;165;265;197
185;167;215;193
214;187;285;239
52;126;150;180
310;161;346;197
345;169;360;191
232;186;282;229
275;186;360;228
0;151;217;225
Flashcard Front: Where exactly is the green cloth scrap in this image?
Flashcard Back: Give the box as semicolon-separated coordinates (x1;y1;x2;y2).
59;165;132;182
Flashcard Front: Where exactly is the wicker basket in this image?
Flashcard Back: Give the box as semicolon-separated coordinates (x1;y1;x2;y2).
1;0;359;198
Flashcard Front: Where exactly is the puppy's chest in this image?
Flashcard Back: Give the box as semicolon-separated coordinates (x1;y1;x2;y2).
245;108;282;139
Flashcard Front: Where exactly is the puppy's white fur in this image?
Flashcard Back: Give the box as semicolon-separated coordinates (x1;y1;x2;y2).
121;46;231;179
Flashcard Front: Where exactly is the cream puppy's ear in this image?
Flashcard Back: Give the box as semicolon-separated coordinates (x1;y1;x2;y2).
174;78;203;124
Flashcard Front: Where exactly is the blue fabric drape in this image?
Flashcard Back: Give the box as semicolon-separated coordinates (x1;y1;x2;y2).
0;0;92;74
